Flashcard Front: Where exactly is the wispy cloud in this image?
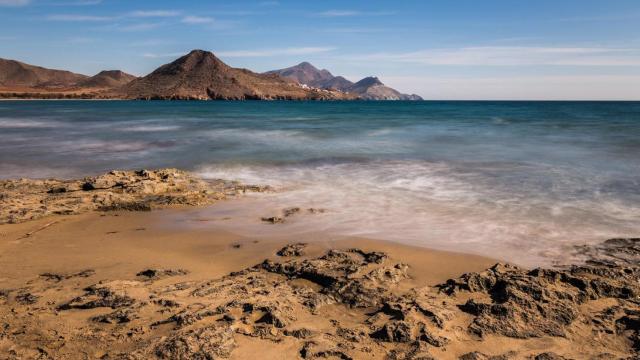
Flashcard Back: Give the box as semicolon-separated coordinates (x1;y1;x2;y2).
344;46;640;66
321;27;387;34
384;75;640;100
218;47;336;57
318;10;395;17
142;47;336;59
181;16;214;24
47;9;179;23
0;0;29;6
142;52;186;59
47;14;114;21
128;10;181;18
66;36;95;44
55;0;103;6
117;22;161;32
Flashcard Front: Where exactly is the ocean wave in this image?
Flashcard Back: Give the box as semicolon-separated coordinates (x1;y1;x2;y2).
195;160;640;267
120;125;182;132
0;118;60;128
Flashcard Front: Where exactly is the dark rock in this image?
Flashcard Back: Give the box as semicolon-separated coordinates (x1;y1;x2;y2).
282;207;301;217
81;182;96;191
532;353;571;360
47;187;67;194
15;292;39;305
261;216;284;224
276;243;307;257
284;328;314;339
98;202;151;212
459;352;515;360
58;282;139;310
136;268;189;280
40;269;95;282
299;341;353;360
92;309;137;324
155;325;236;359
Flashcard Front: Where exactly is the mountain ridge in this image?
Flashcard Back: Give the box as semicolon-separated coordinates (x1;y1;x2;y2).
0;50;421;100
117;50;353;100
266;62;423;100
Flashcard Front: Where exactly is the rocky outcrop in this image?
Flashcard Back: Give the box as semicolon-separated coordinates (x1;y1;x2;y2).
1;240;638;359
0;168;269;224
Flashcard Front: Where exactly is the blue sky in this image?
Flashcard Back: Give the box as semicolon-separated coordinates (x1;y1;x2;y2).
1;0;639;99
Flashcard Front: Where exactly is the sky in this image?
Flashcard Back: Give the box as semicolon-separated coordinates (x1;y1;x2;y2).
0;0;639;100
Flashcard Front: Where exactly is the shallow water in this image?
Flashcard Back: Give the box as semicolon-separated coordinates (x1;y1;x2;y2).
1;100;639;265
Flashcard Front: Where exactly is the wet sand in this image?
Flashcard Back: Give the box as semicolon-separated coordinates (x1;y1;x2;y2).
0;210;496;290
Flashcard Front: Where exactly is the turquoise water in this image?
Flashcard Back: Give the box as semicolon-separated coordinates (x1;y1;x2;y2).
1;101;639;265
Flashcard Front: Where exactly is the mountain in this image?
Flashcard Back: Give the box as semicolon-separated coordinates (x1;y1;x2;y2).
349;76;422;100
1;51;420;100
79;70;137;89
0;58;88;89
118;50;354;100
264;61;353;90
266;62;423;100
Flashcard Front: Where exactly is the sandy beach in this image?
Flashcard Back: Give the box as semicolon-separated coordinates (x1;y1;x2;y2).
0;169;638;359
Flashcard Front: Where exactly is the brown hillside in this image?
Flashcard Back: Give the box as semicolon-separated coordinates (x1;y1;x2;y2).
0;58;88;89
117;50;354;100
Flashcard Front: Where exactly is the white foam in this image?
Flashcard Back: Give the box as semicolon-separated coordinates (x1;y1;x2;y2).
0;118;59;128
195;161;640;267
121;125;182;132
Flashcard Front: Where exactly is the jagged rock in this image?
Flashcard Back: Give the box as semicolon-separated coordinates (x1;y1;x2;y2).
277;243;308;257
58;280;146;310
9;239;640;359
284;328;315;339
299;340;353;360
154;325;236;359
531;353;571;360
15;292;39;305
136;268;189;280
261;248;405;308
39;269;95;282
0;168;267;224
459;352;515;360
574;238;640;266
92;309;138;324
282;207;301;217
261;216;285;224
440;261;640;338
370;320;447;347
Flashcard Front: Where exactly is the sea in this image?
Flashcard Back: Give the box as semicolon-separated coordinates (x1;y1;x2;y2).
1;100;639;266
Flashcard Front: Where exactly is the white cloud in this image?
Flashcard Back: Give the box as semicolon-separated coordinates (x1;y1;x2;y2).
181;16;214;24
118;22;161;32
142;52;185;59
0;0;29;6
128;10;180;18
345;47;640;66
383;75;640;100
141;47;335;60
318;10;395;17
218;47;336;57
47;14;114;21
60;0;103;5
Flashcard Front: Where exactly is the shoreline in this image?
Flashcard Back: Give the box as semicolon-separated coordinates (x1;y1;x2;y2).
1;169;638;359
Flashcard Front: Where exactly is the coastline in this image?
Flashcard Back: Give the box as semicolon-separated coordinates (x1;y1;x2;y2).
1;169;638;359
